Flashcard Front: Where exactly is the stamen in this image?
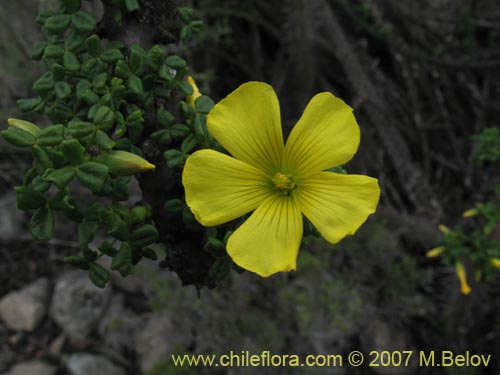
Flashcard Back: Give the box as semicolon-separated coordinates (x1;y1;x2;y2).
272;172;296;195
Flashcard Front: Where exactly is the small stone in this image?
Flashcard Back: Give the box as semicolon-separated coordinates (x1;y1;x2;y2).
66;353;125;375
48;334;66;356
0;278;50;331
3;361;56;375
50;271;111;340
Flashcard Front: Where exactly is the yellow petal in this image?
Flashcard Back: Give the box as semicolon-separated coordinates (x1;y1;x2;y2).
207;82;284;172
455;262;471;295
284;93;360;176
426;246;445;258
227;195;303;277
296;172;380;244
182;149;270;226
186;76;201;107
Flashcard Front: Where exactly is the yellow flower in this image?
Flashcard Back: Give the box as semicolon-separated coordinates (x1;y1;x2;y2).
186;76;201;107
182;82;380;276
426;246;445;258
455;262;471;295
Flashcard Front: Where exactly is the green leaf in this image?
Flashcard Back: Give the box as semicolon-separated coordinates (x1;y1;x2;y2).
142;247;157;260
18;98;42;112
78;221;96;246
107;211;129;241
54;81;72;99
178;7;193;24
192;114;208;145
85;34;101;57
158;65;174;81
170;124;190;140
30;207;54;242
92;72;108;89
15;186;46;210
150;129;172;147
94;106;114;130
45;14;71;34
1;127;36;147
156;109;175;127
164;198;183;214
76;162;109;192
124;0;140;12
99;241;118;257
63;51;80;72
65;30;86;50
43;167;76;189
111;243;133;277
100;48;123;62
43;44;64;59
204;237;226;256
94;130;115;150
67;121;95;139
127;75;143;96
48;189;77;213
129;205;151;225
62;0;82;14
88;263;110;288
131;224;159;248
32;176;51;193
32;145;53;170
129;46;145;75
208;256;231;282
61;139;85;165
165;55;186;69
36;10;54;26
81;89;99;104
195;95;215;114
181;133;197;153
72;10;96;32
182;206;196;225
163;149;185;169
64;256;90;270
178;80;194;95
33;74;55;94
31;42;47;61
38;124;65;146
52;64;66;81
82;57;105;75
115;60;132;79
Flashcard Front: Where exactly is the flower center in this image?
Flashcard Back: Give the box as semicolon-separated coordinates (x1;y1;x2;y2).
272;172;297;195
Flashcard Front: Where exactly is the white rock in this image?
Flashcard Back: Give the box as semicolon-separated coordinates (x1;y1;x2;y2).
3;361;56;375
50;271;111;339
0;278;50;331
66;353;125;375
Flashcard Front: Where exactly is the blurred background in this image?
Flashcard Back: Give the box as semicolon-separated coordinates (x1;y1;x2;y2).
1;0;500;374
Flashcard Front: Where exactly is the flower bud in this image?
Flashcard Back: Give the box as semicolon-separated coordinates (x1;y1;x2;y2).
186;76;201;107
97;150;155;176
455;262;471;295
490;257;500;269
7;118;41;136
438;224;451;235
462;209;478;218
426;246;445;258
